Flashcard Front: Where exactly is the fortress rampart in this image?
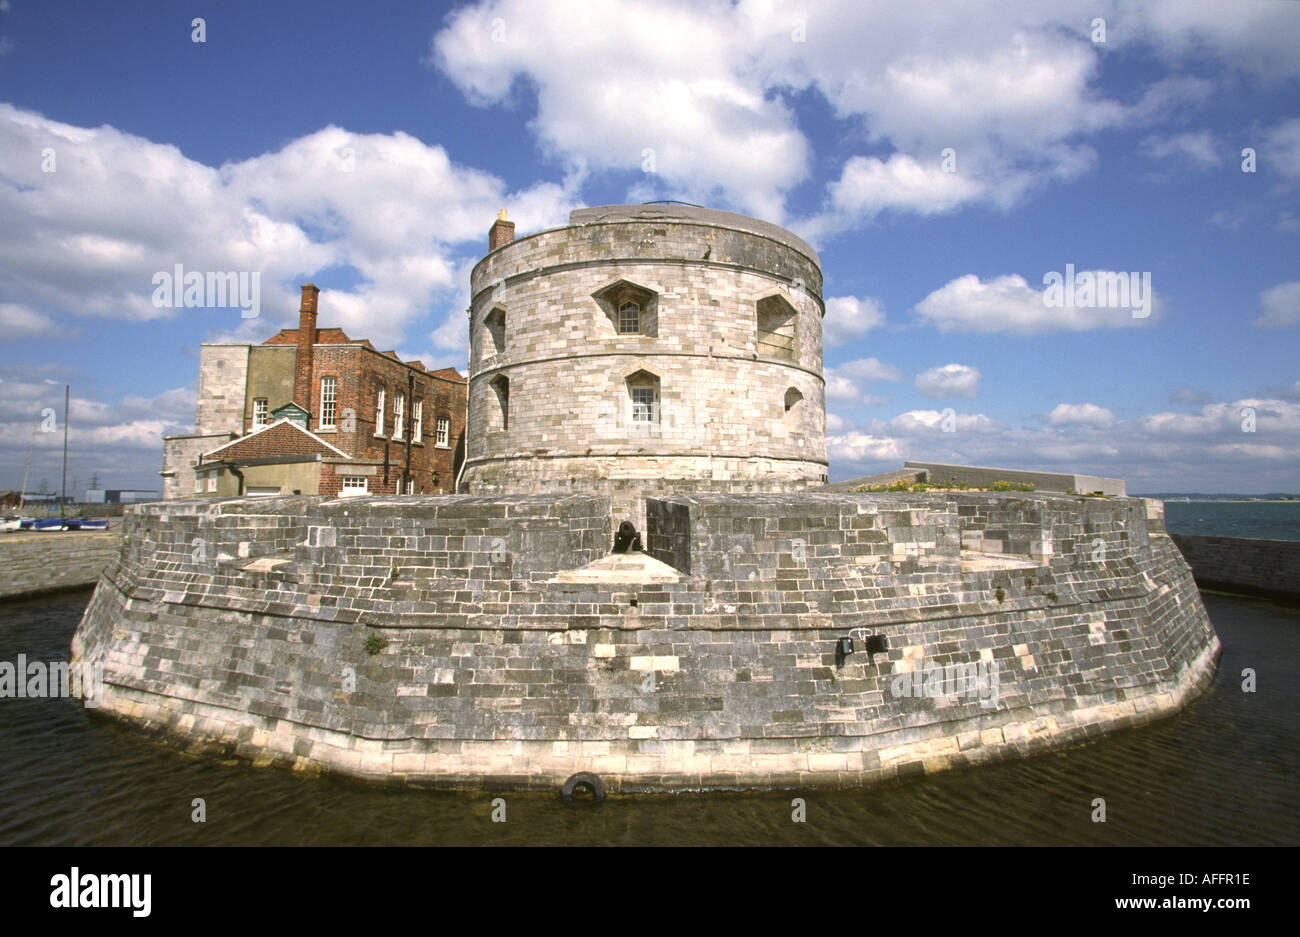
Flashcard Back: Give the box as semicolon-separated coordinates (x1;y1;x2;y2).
71;491;1219;790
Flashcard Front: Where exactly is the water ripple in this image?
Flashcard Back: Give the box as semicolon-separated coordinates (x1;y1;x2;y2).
0;589;1295;845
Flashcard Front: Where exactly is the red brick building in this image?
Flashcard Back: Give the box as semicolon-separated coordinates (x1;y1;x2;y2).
162;285;466;499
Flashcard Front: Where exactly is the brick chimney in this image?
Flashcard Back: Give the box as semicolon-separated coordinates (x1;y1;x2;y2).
293;284;320;410
488;209;515;251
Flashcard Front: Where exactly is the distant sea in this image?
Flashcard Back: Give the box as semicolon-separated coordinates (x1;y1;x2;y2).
1160;500;1300;542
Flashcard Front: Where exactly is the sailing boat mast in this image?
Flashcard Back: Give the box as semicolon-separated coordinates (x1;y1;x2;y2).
60;384;69;513
18;419;36;511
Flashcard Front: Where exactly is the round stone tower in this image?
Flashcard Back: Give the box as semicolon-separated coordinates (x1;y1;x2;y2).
461;203;828;527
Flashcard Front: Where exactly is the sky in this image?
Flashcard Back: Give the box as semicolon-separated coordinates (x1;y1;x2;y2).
0;0;1297;496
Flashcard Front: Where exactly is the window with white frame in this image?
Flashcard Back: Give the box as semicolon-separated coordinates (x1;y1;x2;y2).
627;370;660;436
375;387;385;436
340;475;368;495
436;417;450;447
194;477;202;493
631;387;656;424
413;399;423;443
253;398;268;427
320;377;338;428
393;391;405;440
618;301;640;334
206;474;217;492
405;478;415;495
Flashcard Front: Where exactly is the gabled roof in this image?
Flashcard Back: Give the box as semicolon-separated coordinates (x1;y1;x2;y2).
272;401;309;419
262;327;370;348
201;418;350;461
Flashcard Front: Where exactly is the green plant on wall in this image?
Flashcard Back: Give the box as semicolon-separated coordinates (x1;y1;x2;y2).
995;587;1006;602
364;633;387;656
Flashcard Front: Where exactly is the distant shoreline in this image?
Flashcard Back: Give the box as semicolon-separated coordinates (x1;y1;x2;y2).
1144;498;1299;503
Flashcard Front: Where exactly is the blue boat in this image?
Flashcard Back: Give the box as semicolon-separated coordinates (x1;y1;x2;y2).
66;518;109;530
33;517;67;531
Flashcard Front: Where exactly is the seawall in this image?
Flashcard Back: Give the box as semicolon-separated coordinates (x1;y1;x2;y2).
1170;533;1300;604
0;531;123;600
70;492;1219;791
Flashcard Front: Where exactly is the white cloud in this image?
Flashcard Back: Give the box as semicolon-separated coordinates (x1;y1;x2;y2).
837;357;903;383
807;154;985;235
1262;118;1300;181
1139;130;1221;168
1256;280;1300;327
0;104;579;360
0;302;60;339
914;272;1159;334
824;362;896;404
886;409;1004;435
433;1;1300;230
0;371;198;490
915;363;981;398
827;394;1300;491
1047;402;1115;428
824;373;863;403
432;0;807;221
822;296;885;348
827;431;903;465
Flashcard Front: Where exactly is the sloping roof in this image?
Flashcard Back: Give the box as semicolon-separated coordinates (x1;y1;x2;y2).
430;366;467;382
201;419;350;461
262;327;369;348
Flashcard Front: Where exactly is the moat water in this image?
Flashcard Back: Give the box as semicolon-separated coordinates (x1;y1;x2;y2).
1;585;1295;846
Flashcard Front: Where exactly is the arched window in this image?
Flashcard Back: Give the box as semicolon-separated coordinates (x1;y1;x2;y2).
593;280;657;337
784;387;804;431
489;374;509;431
626;370;660;437
484;307;506;358
618;301;640;334
757;295;798;362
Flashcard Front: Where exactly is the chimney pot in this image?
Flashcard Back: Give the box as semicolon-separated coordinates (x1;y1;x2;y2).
489;211;515;251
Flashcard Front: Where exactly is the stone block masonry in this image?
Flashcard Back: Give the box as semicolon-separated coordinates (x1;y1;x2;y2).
71;490;1219;791
462;204;829;532
0;532;123;600
1170;534;1300;604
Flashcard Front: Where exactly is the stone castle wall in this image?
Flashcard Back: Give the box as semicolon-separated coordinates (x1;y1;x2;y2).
461;207;828;527
0;532;122;600
1171;533;1300;603
71;492;1218;791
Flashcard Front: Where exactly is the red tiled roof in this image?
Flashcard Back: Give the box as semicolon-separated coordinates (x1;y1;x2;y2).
262;327;362;347
201;420;348;462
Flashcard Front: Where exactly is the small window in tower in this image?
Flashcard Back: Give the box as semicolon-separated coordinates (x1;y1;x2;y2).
484;307;506;358
490;375;509;431
757;295;798;362
626;370;660;437
784;387;804;431
593;280;657;337
619;301;640;334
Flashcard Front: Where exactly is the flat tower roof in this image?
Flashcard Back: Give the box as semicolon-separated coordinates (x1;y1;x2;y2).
568;204;819;267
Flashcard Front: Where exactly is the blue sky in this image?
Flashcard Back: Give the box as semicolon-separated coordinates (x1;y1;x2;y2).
1;0;1297;495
